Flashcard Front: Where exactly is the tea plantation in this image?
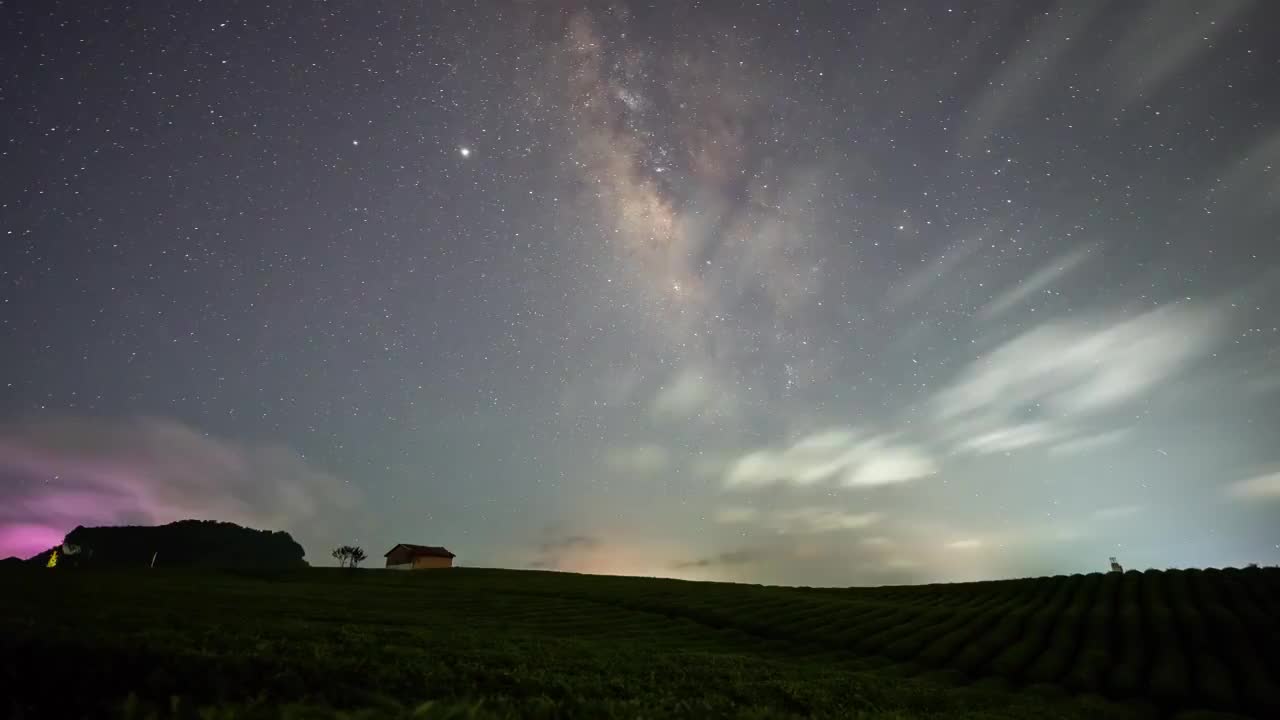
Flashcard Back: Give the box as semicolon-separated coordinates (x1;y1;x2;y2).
2;565;1277;719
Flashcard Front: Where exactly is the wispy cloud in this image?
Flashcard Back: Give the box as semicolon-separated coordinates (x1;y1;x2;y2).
1101;0;1253;115
538;535;600;553
603;444;671;474
714;505;880;534
690;452;733;479
1215;129;1280;219
673;548;766;569
958;2;1107;153
885;237;985;309
1091;505;1144;521
978;245;1093;320
844;438;940;486
769;508;880;534
1047;429;1132;457
1227;472;1280;499
651;367;737;422
529;533;602;570
945;539;983;550
713;506;759;524
936;304;1221;454
728;429;862;488
724;428;936;490
957;422;1061;455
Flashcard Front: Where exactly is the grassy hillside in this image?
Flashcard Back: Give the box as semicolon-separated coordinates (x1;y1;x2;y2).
1;565;1276;719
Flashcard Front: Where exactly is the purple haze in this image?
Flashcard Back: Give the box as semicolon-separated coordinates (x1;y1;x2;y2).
0;416;361;560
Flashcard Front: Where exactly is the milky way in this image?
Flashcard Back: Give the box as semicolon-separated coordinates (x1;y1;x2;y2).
2;1;1278;584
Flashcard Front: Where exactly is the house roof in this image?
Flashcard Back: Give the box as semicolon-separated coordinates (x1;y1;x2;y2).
385;543;455;558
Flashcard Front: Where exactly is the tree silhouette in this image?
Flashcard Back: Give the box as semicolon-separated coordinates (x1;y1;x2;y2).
53;520;306;569
331;545;367;568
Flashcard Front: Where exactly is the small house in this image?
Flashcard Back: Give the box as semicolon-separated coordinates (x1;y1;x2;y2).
384;544;456;570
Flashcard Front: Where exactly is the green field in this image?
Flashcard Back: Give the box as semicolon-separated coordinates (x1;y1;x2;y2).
2;565;1277;719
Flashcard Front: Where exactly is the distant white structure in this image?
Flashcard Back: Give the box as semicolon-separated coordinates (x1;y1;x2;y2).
1109;556;1124;573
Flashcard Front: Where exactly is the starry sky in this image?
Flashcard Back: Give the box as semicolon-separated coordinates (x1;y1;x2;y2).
2;1;1279;585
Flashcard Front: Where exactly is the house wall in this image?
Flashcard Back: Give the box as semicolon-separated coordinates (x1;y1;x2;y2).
386;562;415;570
385;547;414;566
411;556;452;569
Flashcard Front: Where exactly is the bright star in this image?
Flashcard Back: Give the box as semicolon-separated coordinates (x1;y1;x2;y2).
459;147;471;158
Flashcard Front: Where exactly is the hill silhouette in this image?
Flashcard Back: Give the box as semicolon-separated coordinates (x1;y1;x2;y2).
29;519;307;570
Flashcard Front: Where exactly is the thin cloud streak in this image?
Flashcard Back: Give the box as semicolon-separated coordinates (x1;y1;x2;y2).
723;428;937;491
978;245;1093;320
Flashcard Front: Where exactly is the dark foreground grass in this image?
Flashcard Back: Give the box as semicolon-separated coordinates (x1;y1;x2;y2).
0;566;1272;719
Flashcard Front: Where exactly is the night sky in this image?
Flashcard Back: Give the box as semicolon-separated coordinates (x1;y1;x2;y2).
3;1;1279;585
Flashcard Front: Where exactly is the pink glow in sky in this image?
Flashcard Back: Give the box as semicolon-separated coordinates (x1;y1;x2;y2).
0;523;66;560
0;416;362;560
